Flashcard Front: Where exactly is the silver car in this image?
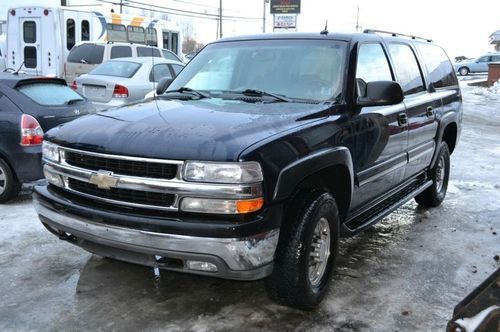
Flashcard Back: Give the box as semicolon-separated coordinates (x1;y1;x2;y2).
72;57;184;110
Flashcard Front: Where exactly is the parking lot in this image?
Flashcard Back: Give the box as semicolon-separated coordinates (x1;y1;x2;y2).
1;79;499;331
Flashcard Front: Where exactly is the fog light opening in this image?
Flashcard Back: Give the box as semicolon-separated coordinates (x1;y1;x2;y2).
186;260;218;272
43;168;64;188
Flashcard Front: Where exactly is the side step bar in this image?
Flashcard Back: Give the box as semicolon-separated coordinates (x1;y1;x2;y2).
341;176;432;237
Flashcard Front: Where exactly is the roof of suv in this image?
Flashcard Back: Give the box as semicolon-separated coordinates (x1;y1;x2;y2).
213;31;435;46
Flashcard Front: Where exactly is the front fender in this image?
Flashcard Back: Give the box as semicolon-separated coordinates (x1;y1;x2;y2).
272;147;354;202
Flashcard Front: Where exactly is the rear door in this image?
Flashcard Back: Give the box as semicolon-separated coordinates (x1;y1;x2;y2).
20;18;41;74
386;42;437;179
65;43;105;83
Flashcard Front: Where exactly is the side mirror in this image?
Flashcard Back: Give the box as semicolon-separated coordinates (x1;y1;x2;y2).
156;78;173;95
356;80;404;107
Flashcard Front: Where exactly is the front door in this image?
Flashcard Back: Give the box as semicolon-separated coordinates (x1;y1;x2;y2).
20;18;41;74
350;42;409;210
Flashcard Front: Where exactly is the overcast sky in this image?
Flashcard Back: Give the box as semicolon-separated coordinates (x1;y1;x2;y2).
1;0;499;58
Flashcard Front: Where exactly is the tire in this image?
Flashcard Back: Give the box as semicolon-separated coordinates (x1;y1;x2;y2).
415;142;450;207
266;191;339;310
0;158;21;203
458;67;469;76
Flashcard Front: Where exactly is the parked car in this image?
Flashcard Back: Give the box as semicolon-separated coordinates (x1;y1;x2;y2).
72;57;184;110
35;30;462;309
65;41;184;83
454;52;500;75
0;73;95;203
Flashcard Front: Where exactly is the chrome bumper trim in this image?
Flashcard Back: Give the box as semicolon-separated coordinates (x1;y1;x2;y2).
34;199;279;272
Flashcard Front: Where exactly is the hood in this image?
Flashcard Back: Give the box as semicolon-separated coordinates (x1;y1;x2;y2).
47;98;330;161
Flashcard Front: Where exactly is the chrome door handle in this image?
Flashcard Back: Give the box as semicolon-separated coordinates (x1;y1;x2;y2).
398;113;408;126
426;106;434;117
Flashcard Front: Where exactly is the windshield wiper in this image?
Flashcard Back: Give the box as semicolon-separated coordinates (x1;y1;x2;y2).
238;89;291;102
80;59;88;64
164;87;210;99
66;98;84;105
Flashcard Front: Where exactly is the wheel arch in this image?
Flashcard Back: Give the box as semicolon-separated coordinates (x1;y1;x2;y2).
272;147;353;220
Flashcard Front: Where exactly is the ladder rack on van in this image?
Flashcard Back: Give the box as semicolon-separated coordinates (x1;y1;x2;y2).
363;29;432;43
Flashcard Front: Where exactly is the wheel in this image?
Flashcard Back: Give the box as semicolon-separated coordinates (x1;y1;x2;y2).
266;191;339;310
458;67;469;76
415;142;450;207
0;158;21;203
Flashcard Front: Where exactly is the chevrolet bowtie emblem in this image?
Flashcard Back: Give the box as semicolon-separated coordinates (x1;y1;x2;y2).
89;170;119;189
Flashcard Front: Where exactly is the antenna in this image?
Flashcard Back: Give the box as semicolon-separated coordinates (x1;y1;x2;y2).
13;61;25;76
320;20;328;35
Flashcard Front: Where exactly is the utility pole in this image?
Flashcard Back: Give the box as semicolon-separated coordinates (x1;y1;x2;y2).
262;0;266;33
120;0;123;14
355;6;360;32
219;0;223;38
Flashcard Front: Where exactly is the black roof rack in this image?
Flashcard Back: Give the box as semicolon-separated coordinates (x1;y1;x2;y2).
363;29;432;43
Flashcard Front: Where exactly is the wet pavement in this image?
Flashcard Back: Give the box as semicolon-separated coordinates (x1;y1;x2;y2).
1;80;499;331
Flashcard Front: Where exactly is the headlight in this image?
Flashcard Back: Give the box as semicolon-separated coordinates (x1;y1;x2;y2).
42;141;60;162
183;161;263;184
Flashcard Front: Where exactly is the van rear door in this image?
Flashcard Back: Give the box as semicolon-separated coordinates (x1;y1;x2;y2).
20;18;41;74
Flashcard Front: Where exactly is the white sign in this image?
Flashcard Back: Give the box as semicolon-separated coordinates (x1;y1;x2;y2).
274;14;297;29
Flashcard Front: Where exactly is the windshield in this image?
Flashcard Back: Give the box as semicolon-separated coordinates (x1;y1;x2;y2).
169;39;346;102
89;61;141;78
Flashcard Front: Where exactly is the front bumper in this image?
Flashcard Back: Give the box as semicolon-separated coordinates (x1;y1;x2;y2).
33;191;279;281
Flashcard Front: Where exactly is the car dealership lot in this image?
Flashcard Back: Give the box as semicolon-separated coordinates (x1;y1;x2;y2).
1;80;499;331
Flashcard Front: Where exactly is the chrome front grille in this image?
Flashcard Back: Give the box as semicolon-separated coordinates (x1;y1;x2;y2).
65;151;178;180
67;178;176;208
43;147;262;212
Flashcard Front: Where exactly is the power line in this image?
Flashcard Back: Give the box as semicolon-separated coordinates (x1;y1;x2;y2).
100;0;261;20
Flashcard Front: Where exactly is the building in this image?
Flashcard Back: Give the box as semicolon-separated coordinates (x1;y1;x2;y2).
0;20;6;35
489;30;500;52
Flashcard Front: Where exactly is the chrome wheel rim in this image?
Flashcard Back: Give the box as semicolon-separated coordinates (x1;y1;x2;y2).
435;155;446;193
308;217;331;287
460;68;467;76
0;164;6;195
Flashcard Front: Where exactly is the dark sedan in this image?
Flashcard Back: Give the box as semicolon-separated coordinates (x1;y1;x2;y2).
0;73;95;202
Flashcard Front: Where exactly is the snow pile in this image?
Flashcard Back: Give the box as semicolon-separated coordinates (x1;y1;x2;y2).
471;79;500;95
488;79;500;94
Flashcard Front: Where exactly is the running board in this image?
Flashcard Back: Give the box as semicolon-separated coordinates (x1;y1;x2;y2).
341;177;432;236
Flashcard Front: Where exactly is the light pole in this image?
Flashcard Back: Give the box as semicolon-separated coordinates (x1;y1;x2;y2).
219;0;223;38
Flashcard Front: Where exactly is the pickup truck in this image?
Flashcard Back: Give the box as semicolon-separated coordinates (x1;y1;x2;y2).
34;30;462;309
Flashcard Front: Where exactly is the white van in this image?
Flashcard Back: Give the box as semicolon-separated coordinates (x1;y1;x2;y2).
0;36;6;72
65;41;183;83
6;6;182;78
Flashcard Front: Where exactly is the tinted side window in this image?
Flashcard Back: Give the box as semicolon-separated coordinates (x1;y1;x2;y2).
137;47;161;57
67;44;104;64
477;56;490;63
416;43;458;88
162;49;181;62
491;55;500;62
23;21;36;43
110;46;132;59
356;43;393;97
67;19;75;50
150;64;173;82
388;44;425;95
82;20;90;41
171;64;184;76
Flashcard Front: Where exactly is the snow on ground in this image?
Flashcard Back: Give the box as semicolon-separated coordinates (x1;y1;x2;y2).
0;81;499;331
